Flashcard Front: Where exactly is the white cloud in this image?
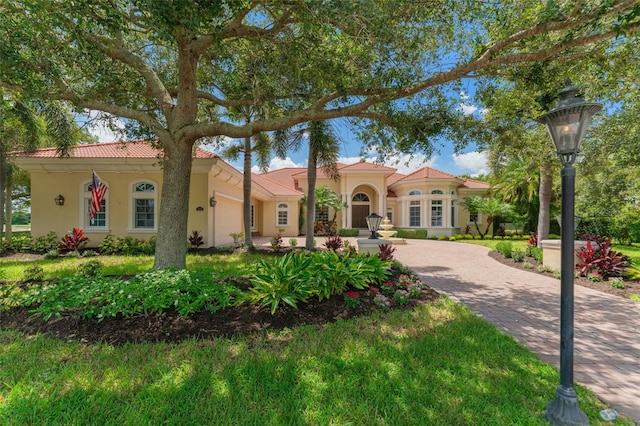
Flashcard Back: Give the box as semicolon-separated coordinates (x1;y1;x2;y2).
337;156;365;165
252;156;306;173
80;110;126;142
452;151;489;176
459;103;478;115
381;153;438;174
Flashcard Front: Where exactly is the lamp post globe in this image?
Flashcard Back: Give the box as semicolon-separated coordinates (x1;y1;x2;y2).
537;80;601;425
366;213;383;239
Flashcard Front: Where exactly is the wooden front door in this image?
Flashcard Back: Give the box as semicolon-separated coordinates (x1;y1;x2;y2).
352;205;370;228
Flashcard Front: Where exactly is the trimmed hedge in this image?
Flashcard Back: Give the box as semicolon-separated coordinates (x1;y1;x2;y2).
395;228;428;239
338;228;360;237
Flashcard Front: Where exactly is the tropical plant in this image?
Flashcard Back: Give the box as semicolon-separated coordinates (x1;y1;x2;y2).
59;227;88;254
378;244;396;261
270;234;284;252
244;252;315;314
323;235;343;252
576;239;629;280
188;230;204;250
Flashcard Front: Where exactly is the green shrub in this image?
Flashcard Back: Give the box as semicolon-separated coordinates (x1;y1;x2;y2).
437;235;449;241
511;249;525;262
522;261;534;269
98;233;118;254
244;251;314;314
8;234;33;252
32;231;58;252
338;228;360;237
44;249;59;259
23;265;45;282
495;241;513;258
527;246;543;263
309;251;391;300
288;238;297;247
395;228;428;239
82;249;98;257
77;260;104;278
21;270;242;320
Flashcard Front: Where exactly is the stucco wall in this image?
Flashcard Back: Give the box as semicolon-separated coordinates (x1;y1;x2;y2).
31;171;216;248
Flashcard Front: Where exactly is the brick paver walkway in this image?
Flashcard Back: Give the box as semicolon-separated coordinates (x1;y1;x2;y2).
392;239;640;423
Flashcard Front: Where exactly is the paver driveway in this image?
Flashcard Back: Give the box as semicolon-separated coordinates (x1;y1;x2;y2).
393;239;640;423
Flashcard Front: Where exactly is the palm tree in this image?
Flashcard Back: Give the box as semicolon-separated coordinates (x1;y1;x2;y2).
302;185;347;236
490;157;540;232
288;120;341;250
0;92;77;240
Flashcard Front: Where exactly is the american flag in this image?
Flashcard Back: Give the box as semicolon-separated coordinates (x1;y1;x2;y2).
90;170;108;220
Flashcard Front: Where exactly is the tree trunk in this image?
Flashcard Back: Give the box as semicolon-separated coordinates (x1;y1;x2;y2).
5;171;12;242
0;139;6;241
152;137;195;269
305;149;317;250
243;136;254;248
537;163;553;246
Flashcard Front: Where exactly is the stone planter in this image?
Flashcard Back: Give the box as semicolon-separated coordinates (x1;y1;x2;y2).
540;240;588;271
356;238;392;255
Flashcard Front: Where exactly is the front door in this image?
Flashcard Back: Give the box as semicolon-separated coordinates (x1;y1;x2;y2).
352;205;370;228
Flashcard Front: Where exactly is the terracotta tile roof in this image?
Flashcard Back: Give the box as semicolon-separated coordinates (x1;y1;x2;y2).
292;163;347;178
387;190;397;198
387;173;406;186
260;168;304;188
458;178;490;189
395;166;459;182
338;162;396;173
12;141;217;159
252;173;304;197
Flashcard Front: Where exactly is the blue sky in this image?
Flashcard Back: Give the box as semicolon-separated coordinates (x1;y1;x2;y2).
82;98;489;178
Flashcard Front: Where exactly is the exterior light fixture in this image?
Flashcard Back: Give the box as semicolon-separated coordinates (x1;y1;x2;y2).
209;196;217;207
365;212;383;239
537;79;601;426
54;194;65;206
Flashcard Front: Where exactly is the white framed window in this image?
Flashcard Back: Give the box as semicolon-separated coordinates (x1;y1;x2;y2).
409;200;421;227
469;212;480;223
408;189;421;196
277;203;288;226
386;207;393;224
431;200;443;226
431;189;444;195
131;181;157;231
82;180;109;230
352;193;370;202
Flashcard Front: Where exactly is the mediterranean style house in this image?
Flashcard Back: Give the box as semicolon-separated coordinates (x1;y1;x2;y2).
12;141;489;248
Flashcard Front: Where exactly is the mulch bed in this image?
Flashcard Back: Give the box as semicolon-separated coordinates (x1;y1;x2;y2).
0;248;441;345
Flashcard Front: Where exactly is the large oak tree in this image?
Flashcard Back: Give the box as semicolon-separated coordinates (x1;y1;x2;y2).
1;0;639;268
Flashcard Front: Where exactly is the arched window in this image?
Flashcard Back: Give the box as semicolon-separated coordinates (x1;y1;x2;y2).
82;180;108;230
431;189;444;195
277;203;289;226
408;190;421;196
131;181;157;230
352;193;370;202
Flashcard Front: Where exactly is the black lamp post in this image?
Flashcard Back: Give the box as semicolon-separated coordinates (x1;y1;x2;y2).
537;80;601;425
366;213;383;239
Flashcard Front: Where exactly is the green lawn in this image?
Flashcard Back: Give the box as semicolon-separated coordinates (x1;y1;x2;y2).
0;298;630;425
0;249;633;424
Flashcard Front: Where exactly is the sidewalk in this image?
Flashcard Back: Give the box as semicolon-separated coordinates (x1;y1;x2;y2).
392;239;640;423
